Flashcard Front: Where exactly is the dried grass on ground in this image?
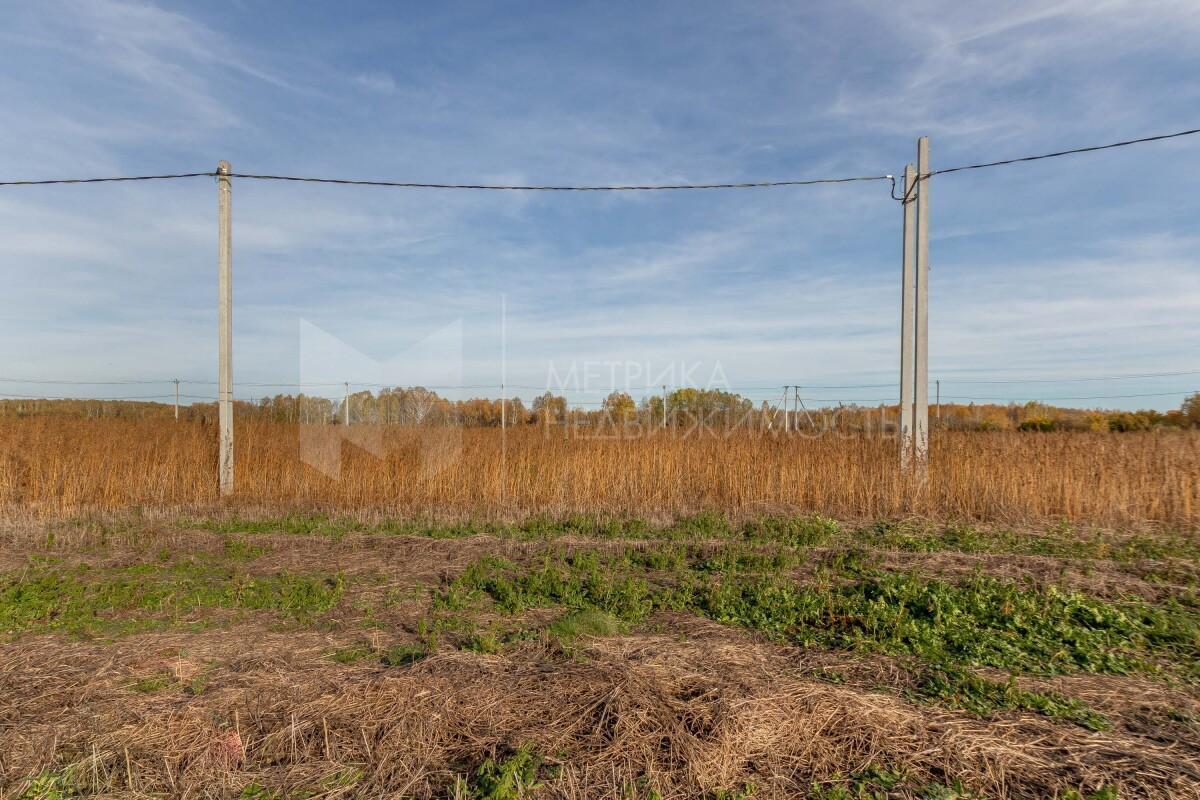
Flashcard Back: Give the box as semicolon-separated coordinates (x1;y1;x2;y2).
4;622;1199;799
2;521;1199;798
1;418;1197;527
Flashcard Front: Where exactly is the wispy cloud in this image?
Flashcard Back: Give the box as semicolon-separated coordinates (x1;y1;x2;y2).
353;71;396;94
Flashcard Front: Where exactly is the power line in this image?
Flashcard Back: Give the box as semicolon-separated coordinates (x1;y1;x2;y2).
938;368;1200;384
3;124;1196;191
0;170;893;191
0;392;176;401
0;172;213;187
925;127;1200;177
941;390;1195;402
0;378;175;385
224;172;894;191
2;372;1196;393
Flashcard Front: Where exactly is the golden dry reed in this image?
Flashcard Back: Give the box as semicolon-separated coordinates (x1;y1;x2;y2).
0;417;1196;526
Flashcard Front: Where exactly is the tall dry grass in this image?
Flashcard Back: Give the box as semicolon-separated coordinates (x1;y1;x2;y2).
0;416;1196;526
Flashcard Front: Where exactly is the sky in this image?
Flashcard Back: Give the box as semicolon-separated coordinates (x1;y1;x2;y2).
1;0;1198;411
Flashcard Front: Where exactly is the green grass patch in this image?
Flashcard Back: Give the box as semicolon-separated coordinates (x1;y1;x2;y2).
131;671;173;693
185;512;846;547
548;608;623;642
330;643;376;664
913;666;1109;730
383;642;428;666
438;545;1198;726
693;570;1198;676
808;764;982;799
0;561;345;637
16;769;78;800
453;743;546;800
856;519;1200;563
221;536;269;561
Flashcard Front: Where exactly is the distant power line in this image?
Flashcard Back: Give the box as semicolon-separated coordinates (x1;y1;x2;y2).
934;368;1200;384
0;378;173;385
0;392;176;401
0;367;1196;393
942;390;1196;402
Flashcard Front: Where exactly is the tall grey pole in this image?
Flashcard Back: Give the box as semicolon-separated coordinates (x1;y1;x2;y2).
501;295;507;435
914;137;931;472
899;163;916;469
783;385;790;434
662;385;668;429
344;382;350;426
936;379;941;425
174;378;180;421
217;161;234;496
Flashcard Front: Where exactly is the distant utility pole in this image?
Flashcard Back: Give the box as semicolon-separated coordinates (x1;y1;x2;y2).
783;385;790;433
174;379;180;421
795;386;815;429
217;161;234;497
662;385;668;429
344;382;351;426
935;379;941;425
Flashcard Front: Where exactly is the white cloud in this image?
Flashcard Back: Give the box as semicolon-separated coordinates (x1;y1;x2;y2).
354;71;396;94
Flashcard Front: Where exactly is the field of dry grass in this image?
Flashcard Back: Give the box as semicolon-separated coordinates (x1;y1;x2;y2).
1;418;1197;527
2;418;1199;798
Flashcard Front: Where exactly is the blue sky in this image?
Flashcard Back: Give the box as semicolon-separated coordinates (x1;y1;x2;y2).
1;0;1198;410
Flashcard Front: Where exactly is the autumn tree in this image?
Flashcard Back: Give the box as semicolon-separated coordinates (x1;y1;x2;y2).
602;391;637;423
531;392;567;425
1181;392;1200;428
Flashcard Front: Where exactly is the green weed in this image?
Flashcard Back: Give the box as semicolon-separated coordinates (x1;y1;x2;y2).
131;672;172;693
221;536;269;561
548;608;623;642
455;743;543;800
441;547;1198;727
17;769;76;799
330;643;376;664
742;514;838;547
238;783;282;800
383;643;428;667
0;562;345;637
914;666;1109;730
1060;788;1119;800
809;764;982;799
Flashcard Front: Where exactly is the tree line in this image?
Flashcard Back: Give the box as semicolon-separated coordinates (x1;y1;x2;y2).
1;387;1197;431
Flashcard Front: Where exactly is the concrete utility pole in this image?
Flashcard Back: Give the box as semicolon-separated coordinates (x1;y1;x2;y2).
344;382;351;426
914;137;931;472
936;379;941;425
174;378;180;421
783;385;790;434
217;161;234;497
899;163;916;469
501;295;507;436
662;385;668;429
